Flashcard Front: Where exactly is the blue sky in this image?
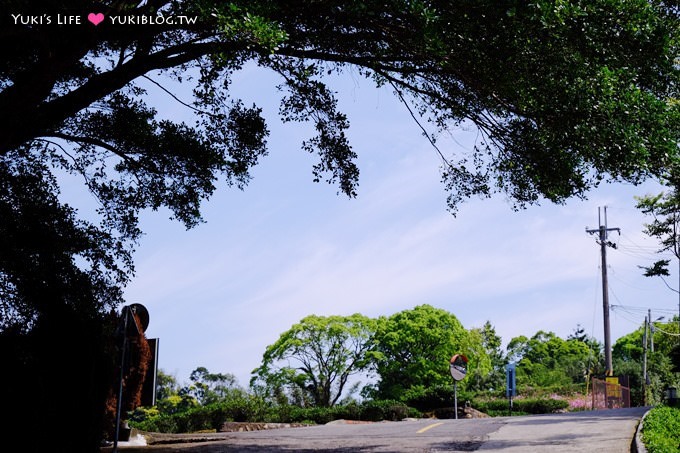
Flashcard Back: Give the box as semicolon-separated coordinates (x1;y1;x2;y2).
100;64;679;388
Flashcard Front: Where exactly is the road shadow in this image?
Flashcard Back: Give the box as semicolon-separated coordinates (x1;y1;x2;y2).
104;442;393;452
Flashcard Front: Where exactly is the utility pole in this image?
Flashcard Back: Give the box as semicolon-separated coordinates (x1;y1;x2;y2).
586;207;620;376
649;309;654;353
643;314;648;406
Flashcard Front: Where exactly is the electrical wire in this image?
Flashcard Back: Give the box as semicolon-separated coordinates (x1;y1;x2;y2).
651;325;680;337
608;268;658;292
610;304;680;338
610;305;648;330
618;232;664;254
610;304;677;317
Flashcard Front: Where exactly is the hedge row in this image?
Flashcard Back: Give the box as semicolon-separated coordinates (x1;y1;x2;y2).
130;400;422;433
474;398;568;415
130;394;571;434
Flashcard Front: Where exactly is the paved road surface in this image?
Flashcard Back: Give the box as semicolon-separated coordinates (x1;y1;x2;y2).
478;407;647;452
105;407;649;452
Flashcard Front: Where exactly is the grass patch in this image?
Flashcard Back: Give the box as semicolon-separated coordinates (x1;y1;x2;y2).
642;405;680;453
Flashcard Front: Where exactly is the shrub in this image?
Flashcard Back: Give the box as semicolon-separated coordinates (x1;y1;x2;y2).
337;401;363;421
516;398;568;414
432;407;458;419
170;406;214;432
131;414;179;433
257;405;343;424
404;385;458;412
217;395;268;422
642;405;680;453
288;406;336;424
128;405;160;423
473;398;568;416
129;399;422;433
130;397;267;433
360;400;414;421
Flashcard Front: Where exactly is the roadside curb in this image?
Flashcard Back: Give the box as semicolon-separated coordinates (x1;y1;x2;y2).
632;407;652;453
325;419;377;425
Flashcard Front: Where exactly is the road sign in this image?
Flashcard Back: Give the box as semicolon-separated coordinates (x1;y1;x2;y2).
506;363;517;397
450;354;468;381
606;376;622;399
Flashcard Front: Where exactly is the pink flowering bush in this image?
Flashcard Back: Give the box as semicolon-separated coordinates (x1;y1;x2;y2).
567;396;591;411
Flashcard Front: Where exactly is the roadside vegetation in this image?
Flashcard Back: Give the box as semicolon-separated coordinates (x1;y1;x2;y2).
641;405;680;453
126;306;680;435
128;376;575;433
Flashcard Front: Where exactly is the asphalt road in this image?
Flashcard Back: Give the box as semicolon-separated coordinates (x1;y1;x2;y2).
105;406;649;452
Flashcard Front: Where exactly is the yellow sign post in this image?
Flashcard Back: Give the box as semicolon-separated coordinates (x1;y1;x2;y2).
606;377;622;401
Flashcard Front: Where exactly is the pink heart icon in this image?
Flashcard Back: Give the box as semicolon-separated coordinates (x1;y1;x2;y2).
87;13;105;26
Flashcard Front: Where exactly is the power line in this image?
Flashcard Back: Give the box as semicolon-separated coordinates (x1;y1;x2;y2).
611;304;678;316
608;270;656;292
610;308;644;328
651;325;680;337
618;232;663;253
610;305;680;338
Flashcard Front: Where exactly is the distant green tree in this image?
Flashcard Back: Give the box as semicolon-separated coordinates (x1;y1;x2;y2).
182;366;243;406
370;304;489;401
614;320;680;405
468;321;506;392
636;190;680;278
252;314;377;407
613;329;645;406
634;189;680;400
636;189;680;330
507;330;598;387
568;324;589;343
567;324;604;378
156;369;181;402
154;368;197;415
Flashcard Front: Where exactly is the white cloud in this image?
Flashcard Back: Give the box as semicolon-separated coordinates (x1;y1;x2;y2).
122;69;673;387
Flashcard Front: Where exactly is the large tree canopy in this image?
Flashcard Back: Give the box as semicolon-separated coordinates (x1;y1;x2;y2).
252;314;377;407
369;304;487;400
4;1;678;199
2;0;678;324
507;330;601;387
613;320;680;405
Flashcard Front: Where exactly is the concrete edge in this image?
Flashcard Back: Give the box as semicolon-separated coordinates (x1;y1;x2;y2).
632;407;652;453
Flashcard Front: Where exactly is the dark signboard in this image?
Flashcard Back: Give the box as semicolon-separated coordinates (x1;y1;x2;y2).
140;338;159;407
